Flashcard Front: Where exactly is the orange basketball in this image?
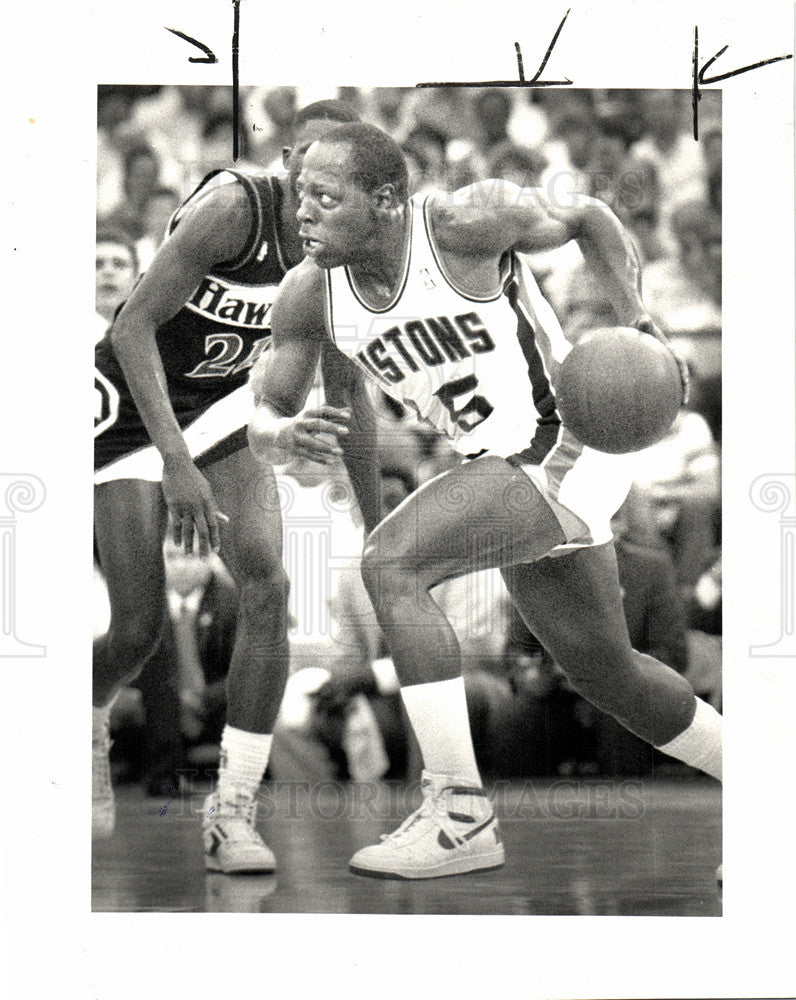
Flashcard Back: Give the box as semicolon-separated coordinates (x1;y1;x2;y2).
556;327;682;454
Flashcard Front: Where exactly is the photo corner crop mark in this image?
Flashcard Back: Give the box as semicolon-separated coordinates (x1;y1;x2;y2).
692;24;793;139
416;9;573;89
164;0;243;160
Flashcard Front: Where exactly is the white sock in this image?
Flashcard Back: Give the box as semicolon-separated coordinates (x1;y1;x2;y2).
401;677;482;784
217;725;273;800
656;697;722;780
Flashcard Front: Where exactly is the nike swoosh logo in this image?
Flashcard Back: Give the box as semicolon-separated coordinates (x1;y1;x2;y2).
437;814;496;851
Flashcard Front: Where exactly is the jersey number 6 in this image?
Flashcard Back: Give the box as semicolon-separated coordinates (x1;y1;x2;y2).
434;375;494;432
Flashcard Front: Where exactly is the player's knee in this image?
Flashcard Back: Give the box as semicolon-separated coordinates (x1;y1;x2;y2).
238;564;290;619
360;540;416;606
107;615;165;677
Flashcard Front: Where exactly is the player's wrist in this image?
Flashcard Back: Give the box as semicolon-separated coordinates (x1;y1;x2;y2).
248;406;293;463
162;448;196;472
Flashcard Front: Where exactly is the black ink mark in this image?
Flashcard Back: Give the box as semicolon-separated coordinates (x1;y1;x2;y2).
417;9;572;89
515;42;525;81
232;0;241;161
693;25;793;139
165;27;219;64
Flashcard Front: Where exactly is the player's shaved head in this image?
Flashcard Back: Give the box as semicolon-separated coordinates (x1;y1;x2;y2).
293;99;360;130
315;122;409;203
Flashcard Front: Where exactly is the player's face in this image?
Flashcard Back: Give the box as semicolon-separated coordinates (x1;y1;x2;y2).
96;241;137;312
295;141;377;269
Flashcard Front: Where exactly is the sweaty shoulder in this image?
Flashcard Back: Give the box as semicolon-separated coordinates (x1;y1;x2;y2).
427;179;581;257
168;177;253;269
271;258;328;343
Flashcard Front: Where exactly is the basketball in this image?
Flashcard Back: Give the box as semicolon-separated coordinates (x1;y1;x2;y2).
556;327;682;454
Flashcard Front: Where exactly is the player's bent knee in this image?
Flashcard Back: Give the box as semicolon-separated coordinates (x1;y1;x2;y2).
106;617;166;680
237;565;290;619
360;542;418;606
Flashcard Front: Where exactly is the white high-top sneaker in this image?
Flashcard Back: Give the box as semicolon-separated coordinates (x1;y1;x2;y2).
349;771;504;880
202;790;276;875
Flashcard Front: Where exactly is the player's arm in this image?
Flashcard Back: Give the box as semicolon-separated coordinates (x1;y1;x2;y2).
109;181;251;554
321;343;383;536
431;181;687;395
431;180;648;318
248;260;349;466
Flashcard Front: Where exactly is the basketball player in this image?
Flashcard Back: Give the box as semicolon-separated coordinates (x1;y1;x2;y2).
249;122;722;880
93;101;382;874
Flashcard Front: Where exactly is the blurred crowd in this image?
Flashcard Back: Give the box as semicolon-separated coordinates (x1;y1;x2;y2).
96;85;722;792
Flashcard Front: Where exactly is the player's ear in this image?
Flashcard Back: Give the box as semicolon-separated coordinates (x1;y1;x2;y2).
282;146;292;170
372;184;399;214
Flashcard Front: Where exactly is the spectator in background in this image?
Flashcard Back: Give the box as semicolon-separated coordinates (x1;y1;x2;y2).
540;99;599;202
97;86;137;217
540;121;662;335
95;227;139;342
103;144;162;241
701;122;722;214
592;89;648;146
486;142;547;190
631;397;721;607
469;90;515;161
587;124;661;260
402;124;449;194
369;87;408;136
247;86;299;173
196;114;245;176
163;539;240;762
136;186;181;271
631;90;717;253
641;197;722;428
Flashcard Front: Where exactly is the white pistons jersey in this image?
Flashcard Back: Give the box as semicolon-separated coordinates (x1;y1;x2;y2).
324;193;575;462
323;192;634;548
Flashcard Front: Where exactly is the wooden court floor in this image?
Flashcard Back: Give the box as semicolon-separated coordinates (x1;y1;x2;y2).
92;776;721;915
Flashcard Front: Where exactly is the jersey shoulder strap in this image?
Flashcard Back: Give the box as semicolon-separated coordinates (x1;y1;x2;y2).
168;169;284;277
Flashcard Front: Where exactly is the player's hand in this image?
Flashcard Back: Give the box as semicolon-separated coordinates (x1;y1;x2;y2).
275;405;351;465
161;456;222;557
636;316;690;406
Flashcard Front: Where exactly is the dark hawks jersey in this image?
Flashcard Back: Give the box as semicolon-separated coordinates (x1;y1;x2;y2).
94;169;290;471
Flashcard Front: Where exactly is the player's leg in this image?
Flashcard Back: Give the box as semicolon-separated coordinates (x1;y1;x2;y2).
93;478;169;835
361;456;565;687
350;456;564;879
199;447;290;874
94;480;169;703
501;543;721;777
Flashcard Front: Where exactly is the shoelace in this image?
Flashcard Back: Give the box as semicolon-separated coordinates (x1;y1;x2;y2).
213;797;260;837
380;789;469;849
